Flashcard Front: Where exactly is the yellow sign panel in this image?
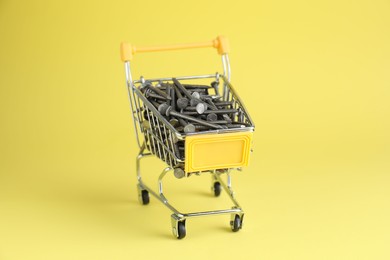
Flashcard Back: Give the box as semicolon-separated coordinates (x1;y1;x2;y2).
185;132;253;173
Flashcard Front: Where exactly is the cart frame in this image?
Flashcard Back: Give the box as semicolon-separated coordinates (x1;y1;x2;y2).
120;36;254;239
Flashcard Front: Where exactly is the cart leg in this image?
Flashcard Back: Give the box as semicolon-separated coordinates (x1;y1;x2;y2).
156;167;183;215
157;168;189;239
212;170;241;206
136;142;152;182
135;142;152;204
212;170;245;232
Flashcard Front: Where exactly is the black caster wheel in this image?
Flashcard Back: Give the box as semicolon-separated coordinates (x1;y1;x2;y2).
137;184;150;205
141;190;149;205
171;215;186;239
177;221;186;239
213;182;221;197
231;215;243;232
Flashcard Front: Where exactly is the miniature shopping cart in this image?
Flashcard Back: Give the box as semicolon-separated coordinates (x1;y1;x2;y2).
120;36;255;239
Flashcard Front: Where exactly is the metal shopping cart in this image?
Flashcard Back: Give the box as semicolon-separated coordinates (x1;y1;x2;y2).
120;36;255;239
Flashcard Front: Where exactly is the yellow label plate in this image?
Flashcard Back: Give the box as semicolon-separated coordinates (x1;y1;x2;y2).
185;132;253;173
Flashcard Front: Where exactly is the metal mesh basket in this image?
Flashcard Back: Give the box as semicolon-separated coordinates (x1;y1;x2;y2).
129;74;254;174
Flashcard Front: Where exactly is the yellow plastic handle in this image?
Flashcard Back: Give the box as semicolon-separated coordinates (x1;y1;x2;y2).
120;35;229;62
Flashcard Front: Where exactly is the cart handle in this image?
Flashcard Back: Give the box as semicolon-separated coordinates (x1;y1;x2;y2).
120;36;229;62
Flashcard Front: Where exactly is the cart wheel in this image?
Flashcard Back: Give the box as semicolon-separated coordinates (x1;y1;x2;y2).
231;215;242;232
141;190;150;205
213;182;221;197
177;221;186;239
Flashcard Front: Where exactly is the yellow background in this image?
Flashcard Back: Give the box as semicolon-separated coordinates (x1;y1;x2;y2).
1;0;389;259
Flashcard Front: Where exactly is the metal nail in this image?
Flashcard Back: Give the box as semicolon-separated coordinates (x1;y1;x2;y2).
169;118;180;128
182;84;211;89
160;105;223;130
193;124;211;131
169;84;176;111
145;90;169;101
190;98;201;107
172;78;193;100
191;91;200;99
172;81;189;109
206;113;218;121
210;81;220;96
207;120;230;124
204;98;218;111
184;104;207;114
174;168;185;179
181;109;238;115
178;118;196;133
226;124;246;128
222;114;233;123
145;83;171;100
214;101;233;107
150;100;161;109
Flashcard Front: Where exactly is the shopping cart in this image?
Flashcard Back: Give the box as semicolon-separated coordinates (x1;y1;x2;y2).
120;36;255;239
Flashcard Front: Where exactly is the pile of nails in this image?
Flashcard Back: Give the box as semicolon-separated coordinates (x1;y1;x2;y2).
140;78;249;134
